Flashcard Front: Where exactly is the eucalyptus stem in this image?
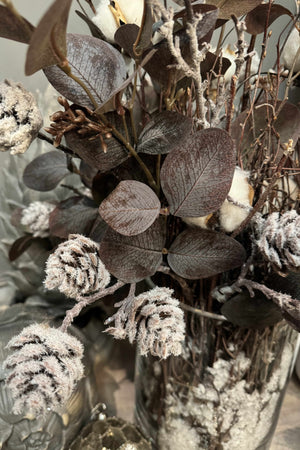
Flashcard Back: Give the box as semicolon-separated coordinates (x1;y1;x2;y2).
98;112;159;194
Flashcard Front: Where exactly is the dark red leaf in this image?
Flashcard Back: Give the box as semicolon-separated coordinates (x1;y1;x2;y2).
208;0;264;20
133;0;153;57
25;0;72;75
245;4;293;35
75;9;106;40
9;235;35;262
49;196;99;238
65;111;130;172
44;34;127;110
160;128;235;217
0;5;34;44
137;111;193;155
221;291;282;329
23;151;70;192
114;24;139;58
168;229;246;279
99;218;166;282
99;180;161;236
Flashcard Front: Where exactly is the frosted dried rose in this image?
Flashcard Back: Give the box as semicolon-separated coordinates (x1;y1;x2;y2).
0;80;43;155
4;323;84;415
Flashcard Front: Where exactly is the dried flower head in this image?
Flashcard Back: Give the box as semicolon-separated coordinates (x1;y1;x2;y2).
0;80;43;155
4;323;84;415
21;201;56;238
44;234;110;299
106;287;185;359
256;210;300;272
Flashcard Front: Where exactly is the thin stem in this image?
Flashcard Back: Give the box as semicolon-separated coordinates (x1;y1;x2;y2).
60;280;125;332
60;65;99;110
98;112;159;193
37;132;75;155
180;302;227;322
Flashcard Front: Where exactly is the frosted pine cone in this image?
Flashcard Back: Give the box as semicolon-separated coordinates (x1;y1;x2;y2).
44;234;110;299
106;287;185;359
0;80;43;155
21;201;55;238
256;211;300;271
4;323;84;415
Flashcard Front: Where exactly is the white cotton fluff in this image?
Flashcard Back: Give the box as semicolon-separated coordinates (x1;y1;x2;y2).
281;26;300;73
92;0;144;43
219;167;253;232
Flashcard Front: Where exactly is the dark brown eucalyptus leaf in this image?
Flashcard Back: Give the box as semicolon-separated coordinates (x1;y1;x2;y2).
99;181;161;236
65;111;130;172
75;9;106;40
245;4;293;35
221;291;282;329
79;160;98;189
99;218;166;282
137;111;193;155
9;235;36;262
49;196;99;238
23;151;70;192
168;229;246;279
208;0;263;20
0;5;34;44
114;24;139;58
44;34;127;109
231;101;300;163
133;0;154;57
160;128;235;217
25;0;72;75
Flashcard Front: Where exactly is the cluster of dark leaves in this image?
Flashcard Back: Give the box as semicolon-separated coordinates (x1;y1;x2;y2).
1;0;299;330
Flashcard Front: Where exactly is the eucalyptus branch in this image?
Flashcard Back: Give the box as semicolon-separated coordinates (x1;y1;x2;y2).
97;111;158;193
180;302;227;322
60;280;125;332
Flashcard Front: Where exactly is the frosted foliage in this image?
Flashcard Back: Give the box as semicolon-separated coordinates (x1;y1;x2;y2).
21;201;55;238
158;344;294;450
0;80;43;155
256;211;300;271
44;234;110;299
4;323;84;415
106;287;185;359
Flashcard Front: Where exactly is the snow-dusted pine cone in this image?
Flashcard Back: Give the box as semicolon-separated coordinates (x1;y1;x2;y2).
4;323;84;415
21;201;56;238
256;211;300;271
0;80;43;155
44;234;110;299
106;287;186;359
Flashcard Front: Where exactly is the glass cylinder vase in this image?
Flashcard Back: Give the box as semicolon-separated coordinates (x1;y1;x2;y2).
135;308;298;450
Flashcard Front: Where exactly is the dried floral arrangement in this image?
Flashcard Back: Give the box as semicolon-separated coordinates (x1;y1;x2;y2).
0;0;300;433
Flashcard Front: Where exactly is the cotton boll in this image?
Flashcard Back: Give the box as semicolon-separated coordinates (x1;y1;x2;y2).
219;167;253;233
92;0;144;43
281;26;300;73
118;0;144;25
182;215;211;229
